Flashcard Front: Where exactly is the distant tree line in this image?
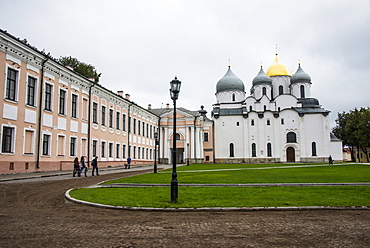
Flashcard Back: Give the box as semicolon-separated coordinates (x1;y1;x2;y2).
58;56;101;83
332;107;370;162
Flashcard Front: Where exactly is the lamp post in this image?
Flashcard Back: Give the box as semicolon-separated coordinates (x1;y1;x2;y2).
169;76;181;202
153;131;158;173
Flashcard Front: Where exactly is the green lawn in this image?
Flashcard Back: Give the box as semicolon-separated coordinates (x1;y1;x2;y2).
69;163;370;208
104;163;370;184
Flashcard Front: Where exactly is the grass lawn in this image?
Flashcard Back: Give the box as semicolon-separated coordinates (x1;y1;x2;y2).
69;163;370;208
104;163;370;184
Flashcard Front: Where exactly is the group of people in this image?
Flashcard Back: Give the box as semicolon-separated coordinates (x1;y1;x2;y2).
73;156;99;177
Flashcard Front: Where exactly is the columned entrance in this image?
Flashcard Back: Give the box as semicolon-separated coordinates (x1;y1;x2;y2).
170;148;184;164
286;147;295;162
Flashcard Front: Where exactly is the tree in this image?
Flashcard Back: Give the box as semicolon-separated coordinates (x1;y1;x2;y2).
58;56;101;83
333;107;370;162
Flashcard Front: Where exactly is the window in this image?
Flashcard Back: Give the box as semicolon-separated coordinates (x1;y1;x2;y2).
252;143;256;157
70;137;77;156
267;143;272;157
249;106;252;111
6;68;17;101
82;98;88;120
122;114;126;131
251;119;255;126
150;149;152;159
175;133;181;140
264;105;267;111
150;125;153;138
236;122;239;126
128;145;131;157
116;112;120;130
267;119;270;125
2;126;14;153
128;117;131;133
58;135;65;156
138;120;141;135
42;134;51;156
142;147;145;159
146;123;149;137
101;106;106;126
232;93;236;101
204;132;209;142
281;118;285;125
146;148;148;159
206;156;210;161
262;87;267;96
122;144;126;158
92;103;98;123
109;109;113;128
138;147;141;159
279;85;283;95
24;130;34;154
101;141;106;157
133;146;136;159
109;143;113;157
59;89;66;115
142;122;145;136
229;143;234;157
44;83;53;111
27;76;36;106
71;94;78;118
312;142;317;156
133;118;136;134
92;140;97;157
116;144;120;158
287;132;297;143
300;85;305;98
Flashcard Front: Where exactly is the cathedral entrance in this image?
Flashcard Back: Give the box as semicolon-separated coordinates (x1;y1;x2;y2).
170;148;184;164
286;147;295;162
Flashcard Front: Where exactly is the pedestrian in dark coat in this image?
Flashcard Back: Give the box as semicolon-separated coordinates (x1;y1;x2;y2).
91;156;99;176
80;156;87;177
73;157;80;177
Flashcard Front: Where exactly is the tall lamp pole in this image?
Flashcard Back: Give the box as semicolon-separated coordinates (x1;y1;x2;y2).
169;76;181;202
154;131;158;173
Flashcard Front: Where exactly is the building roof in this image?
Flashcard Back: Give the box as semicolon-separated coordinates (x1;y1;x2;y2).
266;53;292;77
291;64;311;84
252;67;272;85
216;66;245;93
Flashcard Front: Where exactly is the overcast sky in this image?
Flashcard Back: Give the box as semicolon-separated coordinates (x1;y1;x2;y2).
1;0;369;127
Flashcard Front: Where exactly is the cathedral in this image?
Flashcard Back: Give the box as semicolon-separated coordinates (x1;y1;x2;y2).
212;54;342;163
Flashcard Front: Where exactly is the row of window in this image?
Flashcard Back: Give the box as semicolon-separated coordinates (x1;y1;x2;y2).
1;126;155;160
92;102;155;137
228;141;318;157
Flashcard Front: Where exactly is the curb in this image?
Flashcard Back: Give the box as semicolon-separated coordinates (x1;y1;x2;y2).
65;189;370;212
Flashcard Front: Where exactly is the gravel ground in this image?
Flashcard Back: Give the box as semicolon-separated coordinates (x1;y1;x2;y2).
0;169;369;248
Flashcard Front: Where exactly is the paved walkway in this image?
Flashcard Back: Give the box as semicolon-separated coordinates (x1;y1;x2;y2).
0;163;174;183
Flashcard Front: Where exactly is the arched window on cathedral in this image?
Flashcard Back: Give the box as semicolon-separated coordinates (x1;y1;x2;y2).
232;93;236;101
287;132;297;143
175;133;181;140
312;142;317;156
249;106;252;111
251;119;255;126
264;105;267;111
252;143;256;157
267;119;270;125
267;143;272;157
300;85;305;98
262;87;267;96
229;143;235;157
279;85;284;95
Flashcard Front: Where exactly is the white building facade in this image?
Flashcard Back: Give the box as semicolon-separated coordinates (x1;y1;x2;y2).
212;54;343;163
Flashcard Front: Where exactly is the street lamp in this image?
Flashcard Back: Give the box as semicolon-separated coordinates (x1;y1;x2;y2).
169;76;181;202
153;131;158;173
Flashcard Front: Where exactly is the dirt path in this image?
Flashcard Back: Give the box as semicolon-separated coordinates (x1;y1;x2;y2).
0;170;369;247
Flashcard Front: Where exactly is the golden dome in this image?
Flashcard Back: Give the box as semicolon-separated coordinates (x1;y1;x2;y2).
266;54;292;77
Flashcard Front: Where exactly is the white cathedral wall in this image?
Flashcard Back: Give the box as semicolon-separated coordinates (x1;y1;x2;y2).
216;91;245;103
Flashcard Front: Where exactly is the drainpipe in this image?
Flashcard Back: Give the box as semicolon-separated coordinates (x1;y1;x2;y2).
127;102;134;158
87;80;96;167
35;57;48;170
193;116;197;163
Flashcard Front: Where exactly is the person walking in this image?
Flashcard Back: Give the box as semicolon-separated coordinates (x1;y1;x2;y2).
73;157;80;177
80;156;87;177
91;156;99;176
328;155;334;165
127;157;131;169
